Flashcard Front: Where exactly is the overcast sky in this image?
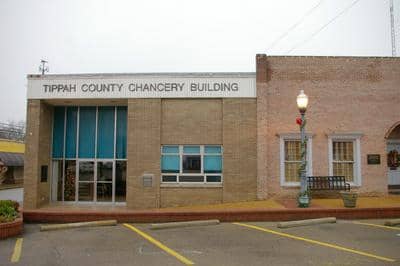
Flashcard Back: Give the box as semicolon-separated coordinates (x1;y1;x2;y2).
0;0;398;122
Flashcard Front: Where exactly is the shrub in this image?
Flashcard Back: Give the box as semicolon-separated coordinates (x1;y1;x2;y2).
0;200;19;211
0;200;18;223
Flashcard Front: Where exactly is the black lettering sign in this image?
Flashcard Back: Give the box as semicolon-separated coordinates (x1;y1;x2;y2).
367;154;381;165
42;82;241;95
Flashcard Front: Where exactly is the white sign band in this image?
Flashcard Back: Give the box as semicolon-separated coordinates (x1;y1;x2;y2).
27;76;256;99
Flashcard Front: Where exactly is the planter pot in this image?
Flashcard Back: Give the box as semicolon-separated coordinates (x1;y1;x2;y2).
298;195;310;208
340;191;358;208
0;217;23;239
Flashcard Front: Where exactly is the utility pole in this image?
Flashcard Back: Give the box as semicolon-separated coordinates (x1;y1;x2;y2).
390;0;397;56
39;60;49;75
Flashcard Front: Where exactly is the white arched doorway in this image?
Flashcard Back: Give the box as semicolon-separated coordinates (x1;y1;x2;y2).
386;122;400;193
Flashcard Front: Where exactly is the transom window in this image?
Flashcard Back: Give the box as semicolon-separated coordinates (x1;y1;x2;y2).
161;145;223;184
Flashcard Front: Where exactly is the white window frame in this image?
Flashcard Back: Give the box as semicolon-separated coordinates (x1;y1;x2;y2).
328;133;362;187
279;133;313;187
161;145;223;185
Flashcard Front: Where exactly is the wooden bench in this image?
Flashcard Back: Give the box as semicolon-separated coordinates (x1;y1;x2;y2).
307;176;350;191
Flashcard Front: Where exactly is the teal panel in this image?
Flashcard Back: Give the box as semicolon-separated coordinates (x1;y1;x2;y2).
78;107;96;158
204;155;222;173
183;146;200;154
116;106;127;159
161;155;180;173
52;107;65;158
162;146;179;154
97;107;115;158
205;146;222;154
65;107;77;158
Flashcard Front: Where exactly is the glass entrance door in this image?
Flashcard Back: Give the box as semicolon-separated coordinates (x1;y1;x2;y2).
78;161;95;201
77;160;114;202
56;159;125;203
97;161;113;202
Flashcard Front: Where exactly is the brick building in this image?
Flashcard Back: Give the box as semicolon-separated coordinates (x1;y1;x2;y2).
256;55;400;199
23;55;400;210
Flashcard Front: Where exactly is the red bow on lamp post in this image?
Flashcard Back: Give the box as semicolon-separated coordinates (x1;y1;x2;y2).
296;118;302;126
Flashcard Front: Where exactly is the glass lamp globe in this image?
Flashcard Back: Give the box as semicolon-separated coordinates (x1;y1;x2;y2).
297;90;308;113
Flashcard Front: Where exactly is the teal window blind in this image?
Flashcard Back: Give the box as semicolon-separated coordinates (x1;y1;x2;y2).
116;106;127;159
161;145;179;173
53;106;127;160
205;146;222;154
65;107;77;158
183;146;200;154
204;155;222;173
204;145;222;173
162;146;179;153
52;107;65;158
78;107;96;158
161;155;180;173
97;107;115;158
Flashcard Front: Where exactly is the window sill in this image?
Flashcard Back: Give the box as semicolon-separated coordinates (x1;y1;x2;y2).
160;183;223;188
348;182;361;188
281;182;301;188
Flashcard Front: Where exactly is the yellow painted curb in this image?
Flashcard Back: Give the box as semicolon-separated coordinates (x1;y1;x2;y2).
354;221;400;231
11;238;23;263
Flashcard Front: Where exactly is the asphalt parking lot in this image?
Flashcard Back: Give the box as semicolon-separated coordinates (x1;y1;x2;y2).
1;219;399;266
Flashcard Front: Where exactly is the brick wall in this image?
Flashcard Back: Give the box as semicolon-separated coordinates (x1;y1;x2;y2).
38;103;52;205
160;99;224;207
223;98;257;202
161;99;222;144
127;98;257;208
256;55;400;198
23;100;52;209
127;99;162;209
24;97;257;210
160;187;222;207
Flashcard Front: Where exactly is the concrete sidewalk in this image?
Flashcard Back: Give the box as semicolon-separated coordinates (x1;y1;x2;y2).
22;195;400;223
159;196;400;211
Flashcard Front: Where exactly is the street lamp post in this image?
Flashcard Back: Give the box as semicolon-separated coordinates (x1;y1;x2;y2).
296;90;309;207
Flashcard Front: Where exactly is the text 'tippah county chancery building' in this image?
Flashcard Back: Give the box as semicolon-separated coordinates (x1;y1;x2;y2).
23;55;400;210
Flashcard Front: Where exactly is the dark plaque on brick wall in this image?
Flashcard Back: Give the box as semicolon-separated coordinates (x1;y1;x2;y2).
367;154;380;165
40;165;48;182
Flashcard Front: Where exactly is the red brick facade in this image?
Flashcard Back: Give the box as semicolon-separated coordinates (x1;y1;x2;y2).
256;54;400;199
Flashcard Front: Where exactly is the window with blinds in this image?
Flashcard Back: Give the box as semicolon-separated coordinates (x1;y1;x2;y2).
284;140;302;182
161;145;223;184
332;141;354;182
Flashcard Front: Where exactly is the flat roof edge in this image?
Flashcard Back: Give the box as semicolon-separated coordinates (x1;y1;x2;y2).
257;54;400;59
27;72;256;79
